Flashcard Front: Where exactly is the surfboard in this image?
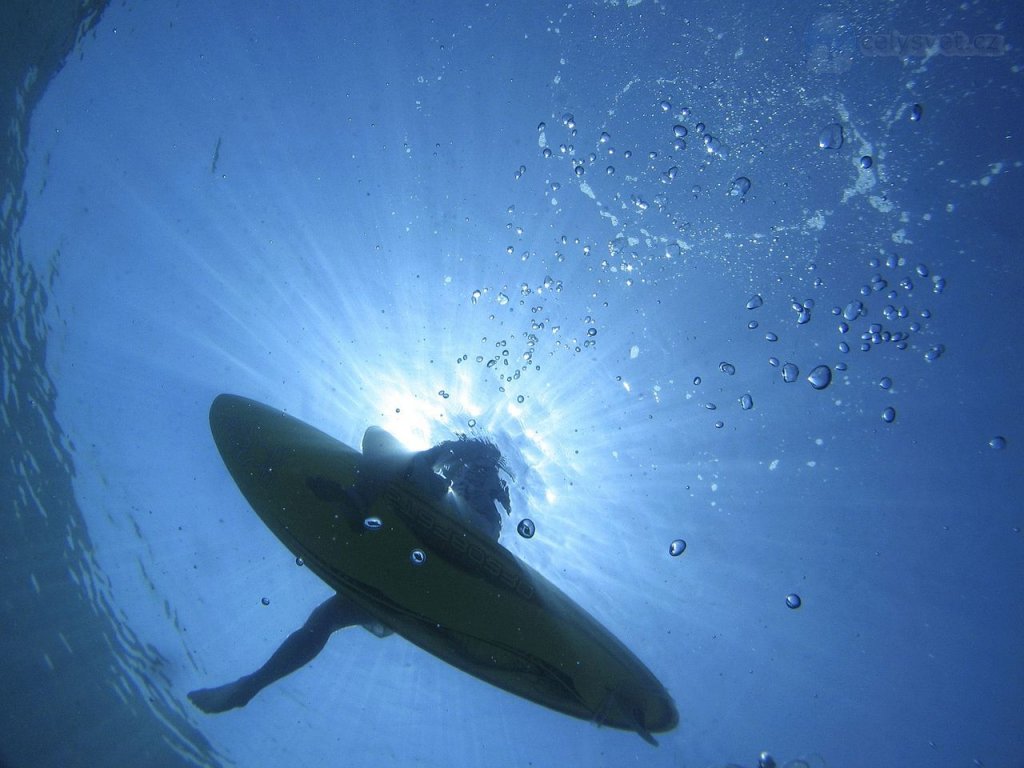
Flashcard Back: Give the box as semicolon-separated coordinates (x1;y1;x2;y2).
209;393;678;744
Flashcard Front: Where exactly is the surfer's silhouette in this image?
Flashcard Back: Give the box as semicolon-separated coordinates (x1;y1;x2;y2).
188;428;512;714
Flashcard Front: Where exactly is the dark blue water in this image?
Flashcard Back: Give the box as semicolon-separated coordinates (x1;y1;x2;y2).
2;2;1022;767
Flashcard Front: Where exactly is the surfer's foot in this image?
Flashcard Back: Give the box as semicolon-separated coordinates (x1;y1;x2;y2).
187;677;258;713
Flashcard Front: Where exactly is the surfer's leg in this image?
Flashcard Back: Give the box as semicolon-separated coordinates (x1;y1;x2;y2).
188;593;373;713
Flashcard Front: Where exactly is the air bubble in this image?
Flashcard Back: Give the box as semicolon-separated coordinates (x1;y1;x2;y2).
879;376;893;390
364;517;383;530
729;176;752;197
739;393;754;410
746;294;764;310
843;300;864;321
989;436;1007;450
410;549;427;565
517;519;536;538
786;593;802;609
860;155;873;169
817;123;844;150
669;539;687;557
295;557;304;567
881;407;896;423
261;597;270;606
719;362;736;375
781;362;800;383
807;365;832;390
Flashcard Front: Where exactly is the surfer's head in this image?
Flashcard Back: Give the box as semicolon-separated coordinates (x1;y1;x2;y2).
436;436;513;536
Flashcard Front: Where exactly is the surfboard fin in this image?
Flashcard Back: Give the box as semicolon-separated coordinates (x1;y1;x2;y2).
592;692;661;746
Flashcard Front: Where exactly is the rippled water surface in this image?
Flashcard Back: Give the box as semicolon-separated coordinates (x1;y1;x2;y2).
2;2;1022;767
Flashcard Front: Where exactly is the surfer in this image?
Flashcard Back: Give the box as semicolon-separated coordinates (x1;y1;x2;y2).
188;429;513;714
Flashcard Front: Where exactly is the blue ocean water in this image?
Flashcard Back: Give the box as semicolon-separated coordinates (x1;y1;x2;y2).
2;2;1022;767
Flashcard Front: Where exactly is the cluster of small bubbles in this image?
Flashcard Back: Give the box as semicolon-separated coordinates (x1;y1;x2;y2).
364;516;383;531
881;406;896;423
910;103;924;122
879;376;893;390
561;112;576;130
793;299;812;325
496;292;509;305
924;344;945;362
806;364;832;390
720;362;736;375
739;393;754;410
471;289;481;304
860;155;873;169
728;176;752;197
295;557;304;567
438;390;450;399
989;436;1007;450
513;164;526;180
517;518;536;538
818;122;844;150
746;293;764;310
261;597;270;606
781;362;800;383
785;593;802;609
669;539;687;556
409;548;427;565
932;275;946;294
866;273;888;294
